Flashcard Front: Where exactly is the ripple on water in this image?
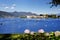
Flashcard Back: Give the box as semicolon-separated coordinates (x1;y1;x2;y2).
0;18;60;33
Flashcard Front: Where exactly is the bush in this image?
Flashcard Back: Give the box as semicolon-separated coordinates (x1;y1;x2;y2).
0;32;60;40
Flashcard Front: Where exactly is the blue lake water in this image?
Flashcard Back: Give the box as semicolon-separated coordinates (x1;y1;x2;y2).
0;18;60;34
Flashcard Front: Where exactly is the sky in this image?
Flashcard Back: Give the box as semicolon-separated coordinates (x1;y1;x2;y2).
0;0;60;14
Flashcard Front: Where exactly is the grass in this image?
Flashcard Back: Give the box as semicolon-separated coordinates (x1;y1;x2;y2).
0;32;60;40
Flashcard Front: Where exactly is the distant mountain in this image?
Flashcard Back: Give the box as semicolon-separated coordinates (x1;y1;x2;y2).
0;11;13;17
0;11;38;17
12;11;37;16
56;13;60;16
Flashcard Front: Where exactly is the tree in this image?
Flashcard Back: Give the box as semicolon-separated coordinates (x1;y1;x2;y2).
49;0;60;7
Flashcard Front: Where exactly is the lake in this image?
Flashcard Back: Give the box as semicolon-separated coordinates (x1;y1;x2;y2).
0;18;60;34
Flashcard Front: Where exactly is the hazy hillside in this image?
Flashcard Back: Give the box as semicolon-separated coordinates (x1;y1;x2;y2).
0;11;13;17
12;11;37;16
0;11;37;17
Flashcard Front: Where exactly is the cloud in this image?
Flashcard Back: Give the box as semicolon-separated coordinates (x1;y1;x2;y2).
10;4;16;9
2;3;16;10
58;9;60;10
4;6;9;9
4;6;15;10
11;6;15;9
12;4;16;7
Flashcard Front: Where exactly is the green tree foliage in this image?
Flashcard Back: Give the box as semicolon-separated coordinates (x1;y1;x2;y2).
49;0;60;7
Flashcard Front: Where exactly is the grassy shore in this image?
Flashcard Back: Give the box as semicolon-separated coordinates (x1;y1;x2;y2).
0;32;60;40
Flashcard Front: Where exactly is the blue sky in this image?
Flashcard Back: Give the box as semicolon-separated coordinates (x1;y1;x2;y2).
0;0;60;14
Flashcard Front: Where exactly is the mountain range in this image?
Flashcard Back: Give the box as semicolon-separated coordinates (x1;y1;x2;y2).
0;11;37;17
0;11;60;18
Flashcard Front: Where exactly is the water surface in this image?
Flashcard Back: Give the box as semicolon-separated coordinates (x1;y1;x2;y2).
0;18;60;34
